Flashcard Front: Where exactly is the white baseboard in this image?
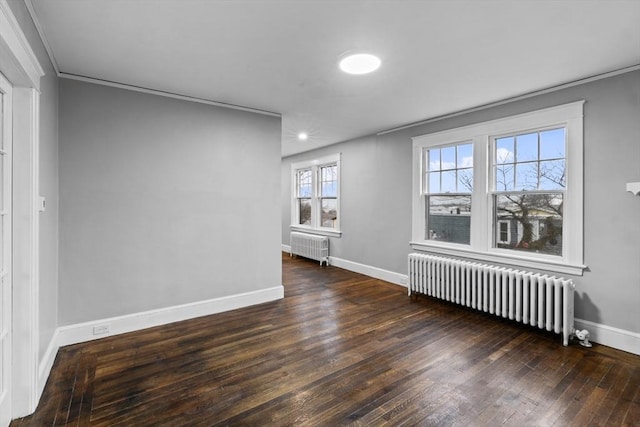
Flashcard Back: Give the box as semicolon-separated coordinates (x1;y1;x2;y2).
29;286;283;419
30;286;283;417
328;256;408;287
575;318;640;355
285;248;640;355
284;243;407;287
55;286;284;348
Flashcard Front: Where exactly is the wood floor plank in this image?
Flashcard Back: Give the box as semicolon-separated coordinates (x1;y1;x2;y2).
10;253;640;426
604;365;640;426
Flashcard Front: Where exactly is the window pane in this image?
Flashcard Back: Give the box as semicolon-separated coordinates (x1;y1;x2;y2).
539;160;565;190
298;169;311;184
321;164;336;181
458;168;473;192
298;184;311;198
321;198;337;228
494;193;563;256
297;169;312;197
427;142;473;194
298;199;311;225
322;181;337;197
540;128;565;160
428;172;440;193
426;195;471;244
495;128;566;192
457;144;473;168
495;164;514;191
441;170;456;193
320;164;337;197
428;148;440;171
516;132;538;162
515;162;538;190
441;146;456;169
496;137;514;164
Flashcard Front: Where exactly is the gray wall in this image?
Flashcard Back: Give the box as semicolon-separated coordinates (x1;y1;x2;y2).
59;79;282;325
283;70;640;335
8;0;60;361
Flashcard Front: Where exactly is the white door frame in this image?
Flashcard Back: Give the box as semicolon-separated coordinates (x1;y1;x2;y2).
0;62;13;427
0;0;44;421
11;87;40;418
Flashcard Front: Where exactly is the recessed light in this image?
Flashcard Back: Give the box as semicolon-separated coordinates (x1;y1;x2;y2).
298;132;308;141
339;53;381;75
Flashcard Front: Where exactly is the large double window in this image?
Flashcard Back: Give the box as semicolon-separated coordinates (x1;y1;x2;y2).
412;102;584;275
291;153;341;236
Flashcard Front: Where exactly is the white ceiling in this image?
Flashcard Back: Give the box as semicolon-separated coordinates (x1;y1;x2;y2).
29;0;640;157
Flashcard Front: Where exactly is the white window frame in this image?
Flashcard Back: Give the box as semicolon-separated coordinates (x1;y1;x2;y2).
423;141;474;244
411;101;585;275
290;153;341;237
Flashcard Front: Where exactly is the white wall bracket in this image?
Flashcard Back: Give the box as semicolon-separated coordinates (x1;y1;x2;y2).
626;182;640;196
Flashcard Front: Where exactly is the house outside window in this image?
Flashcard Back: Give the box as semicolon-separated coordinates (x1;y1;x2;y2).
291;153;341;237
411;101;584;275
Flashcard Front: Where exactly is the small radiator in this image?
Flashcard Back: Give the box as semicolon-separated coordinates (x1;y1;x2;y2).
408;253;590;347
290;232;329;266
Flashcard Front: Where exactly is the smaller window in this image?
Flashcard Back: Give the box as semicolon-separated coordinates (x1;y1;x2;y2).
291;154;341;237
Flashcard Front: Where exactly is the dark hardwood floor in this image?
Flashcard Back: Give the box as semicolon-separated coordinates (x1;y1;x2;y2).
12;253;640;426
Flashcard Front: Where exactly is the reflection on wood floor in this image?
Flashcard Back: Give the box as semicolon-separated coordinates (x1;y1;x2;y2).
11;252;640;426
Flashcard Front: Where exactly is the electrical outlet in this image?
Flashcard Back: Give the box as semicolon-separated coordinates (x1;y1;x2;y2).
93;324;110;335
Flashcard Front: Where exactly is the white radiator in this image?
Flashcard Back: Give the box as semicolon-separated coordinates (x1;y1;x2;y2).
408;253;590;347
290;232;329;266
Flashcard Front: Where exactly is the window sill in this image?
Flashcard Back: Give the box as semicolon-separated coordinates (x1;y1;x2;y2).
290;225;342;238
410;241;586;276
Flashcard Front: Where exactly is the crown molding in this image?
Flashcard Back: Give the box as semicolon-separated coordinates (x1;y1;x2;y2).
25;0;280;117
59;72;281;117
377;64;640;136
24;0;59;74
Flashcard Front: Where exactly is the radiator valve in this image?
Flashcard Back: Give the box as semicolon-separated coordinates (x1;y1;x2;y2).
573;329;592;347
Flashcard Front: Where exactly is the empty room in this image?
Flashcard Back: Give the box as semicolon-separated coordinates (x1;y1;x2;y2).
1;0;639;425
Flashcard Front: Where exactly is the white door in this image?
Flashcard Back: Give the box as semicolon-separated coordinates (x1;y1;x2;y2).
0;72;12;426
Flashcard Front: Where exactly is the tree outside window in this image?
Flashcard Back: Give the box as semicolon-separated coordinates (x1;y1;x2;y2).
493;128;565;256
